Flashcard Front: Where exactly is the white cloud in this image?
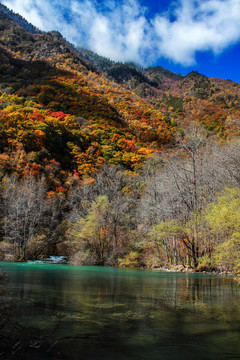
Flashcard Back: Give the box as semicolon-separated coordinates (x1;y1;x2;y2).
152;0;240;65
2;0;240;66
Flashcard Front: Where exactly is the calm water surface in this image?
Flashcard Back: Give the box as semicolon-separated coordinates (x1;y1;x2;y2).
1;262;240;360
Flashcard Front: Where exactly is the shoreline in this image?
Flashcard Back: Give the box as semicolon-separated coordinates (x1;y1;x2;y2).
1;258;238;279
151;264;235;276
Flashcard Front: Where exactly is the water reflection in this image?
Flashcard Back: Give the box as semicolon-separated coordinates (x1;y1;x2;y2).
1;263;240;360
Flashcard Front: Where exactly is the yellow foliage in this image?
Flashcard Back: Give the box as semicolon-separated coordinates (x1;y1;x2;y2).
118;252;141;268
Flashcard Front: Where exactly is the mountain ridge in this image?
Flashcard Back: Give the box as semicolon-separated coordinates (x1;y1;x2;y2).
0;2;42;34
0;3;240;185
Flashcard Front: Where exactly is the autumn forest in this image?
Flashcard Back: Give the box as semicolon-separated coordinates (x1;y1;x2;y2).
1;3;240;273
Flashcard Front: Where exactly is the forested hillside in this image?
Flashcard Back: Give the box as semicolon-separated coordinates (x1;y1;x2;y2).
1;4;240;274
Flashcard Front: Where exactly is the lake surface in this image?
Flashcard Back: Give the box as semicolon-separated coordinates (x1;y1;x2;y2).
1;262;240;360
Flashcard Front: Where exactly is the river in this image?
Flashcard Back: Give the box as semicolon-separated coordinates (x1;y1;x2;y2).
1;262;240;360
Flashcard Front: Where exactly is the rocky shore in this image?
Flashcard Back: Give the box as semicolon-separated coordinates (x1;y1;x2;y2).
151;264;234;276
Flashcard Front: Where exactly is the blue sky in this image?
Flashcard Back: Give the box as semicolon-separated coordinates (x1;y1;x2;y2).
2;0;240;82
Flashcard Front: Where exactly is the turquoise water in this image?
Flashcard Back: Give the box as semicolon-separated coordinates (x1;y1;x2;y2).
1;262;240;360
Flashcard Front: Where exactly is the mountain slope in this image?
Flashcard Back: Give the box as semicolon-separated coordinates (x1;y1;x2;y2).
1;3;240;189
0;6;176;186
78;45;240;139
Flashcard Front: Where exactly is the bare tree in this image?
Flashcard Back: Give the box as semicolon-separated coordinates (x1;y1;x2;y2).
217;140;240;186
1;176;47;258
139;131;229;267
